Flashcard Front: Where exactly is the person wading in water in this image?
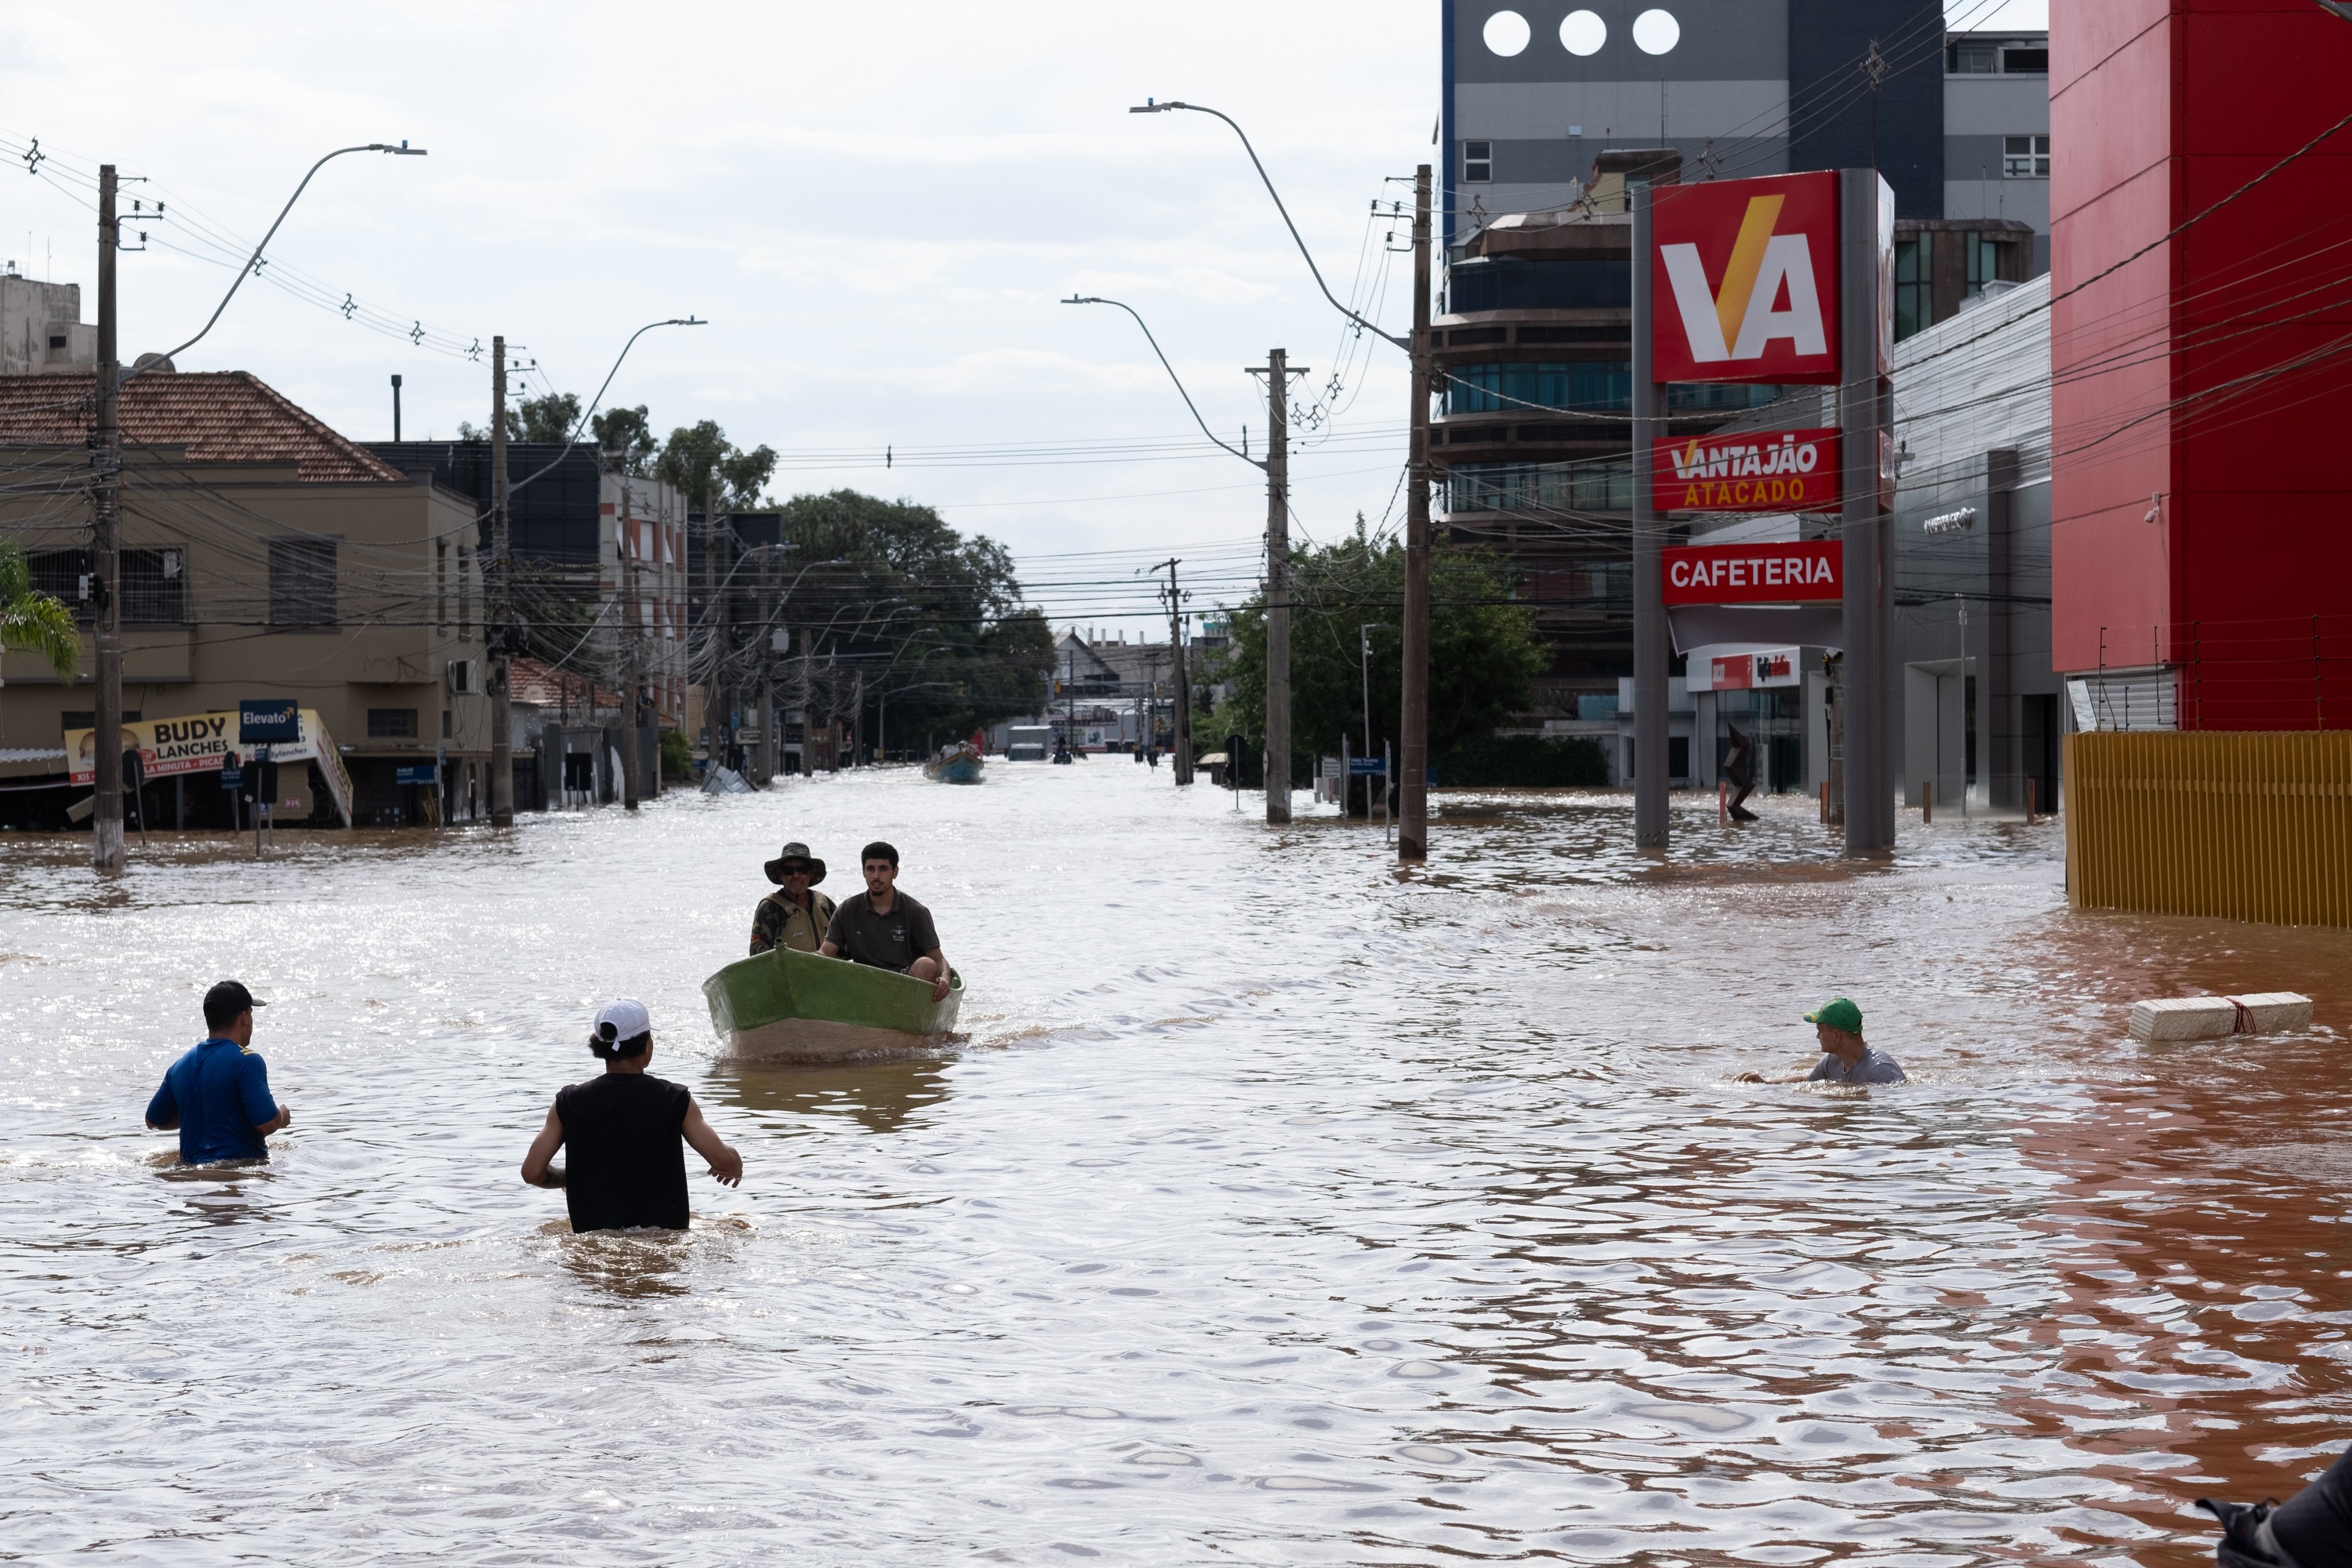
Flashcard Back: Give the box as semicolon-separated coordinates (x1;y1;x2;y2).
821;840;953;1002
519;999;743;1232
750;840;835;955
144;979;291;1165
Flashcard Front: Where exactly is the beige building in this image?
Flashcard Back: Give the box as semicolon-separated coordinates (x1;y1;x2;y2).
0;368;495;829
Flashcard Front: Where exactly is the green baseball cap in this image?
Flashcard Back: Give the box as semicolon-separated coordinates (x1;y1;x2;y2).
1805;997;1863;1033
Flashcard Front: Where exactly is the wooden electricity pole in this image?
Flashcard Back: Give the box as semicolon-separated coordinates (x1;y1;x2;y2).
91;165;124;870
1248;349;1307;822
620;463;642;811
1398;163;1433;861
488;335;514;826
1154;557;1194;783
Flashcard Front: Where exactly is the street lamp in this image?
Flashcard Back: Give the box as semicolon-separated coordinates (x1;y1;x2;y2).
133;141;430;379
1062;295;1260;469
1132;96;1437;864
92;140;425;872
1127;101;1405;350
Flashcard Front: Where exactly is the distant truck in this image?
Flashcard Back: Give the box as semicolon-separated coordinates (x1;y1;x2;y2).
1004;725;1051;761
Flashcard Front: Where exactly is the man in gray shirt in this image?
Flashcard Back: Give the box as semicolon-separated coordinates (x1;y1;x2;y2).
1737;997;1905;1085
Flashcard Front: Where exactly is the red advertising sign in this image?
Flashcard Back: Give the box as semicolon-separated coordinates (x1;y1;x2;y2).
1652;171;1841;385
1704;648;1803;691
1653;428;1841;514
1662;539;1842;605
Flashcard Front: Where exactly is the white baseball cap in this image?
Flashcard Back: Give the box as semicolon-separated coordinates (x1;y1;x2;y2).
591;997;652;1045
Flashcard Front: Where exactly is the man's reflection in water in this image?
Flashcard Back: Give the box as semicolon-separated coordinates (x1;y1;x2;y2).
706;1056;951;1135
155;1158;275;1228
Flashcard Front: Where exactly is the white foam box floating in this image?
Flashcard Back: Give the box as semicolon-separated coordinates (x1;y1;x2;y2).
2126;993;2314;1042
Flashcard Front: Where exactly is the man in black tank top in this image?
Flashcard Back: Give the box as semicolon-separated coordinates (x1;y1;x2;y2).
520;999;743;1232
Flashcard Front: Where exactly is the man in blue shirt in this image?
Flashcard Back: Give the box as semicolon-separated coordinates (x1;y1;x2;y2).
145;980;291;1163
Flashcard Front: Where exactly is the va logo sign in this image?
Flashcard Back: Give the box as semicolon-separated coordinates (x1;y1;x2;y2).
1652;172;1841;384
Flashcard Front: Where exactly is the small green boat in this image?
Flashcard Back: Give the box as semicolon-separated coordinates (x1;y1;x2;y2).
702;946;964;1059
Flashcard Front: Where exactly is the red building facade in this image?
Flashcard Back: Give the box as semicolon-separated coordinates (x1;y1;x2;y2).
2051;0;2352;729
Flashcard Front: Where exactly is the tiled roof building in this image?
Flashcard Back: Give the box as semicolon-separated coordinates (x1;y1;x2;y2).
0;369;404;484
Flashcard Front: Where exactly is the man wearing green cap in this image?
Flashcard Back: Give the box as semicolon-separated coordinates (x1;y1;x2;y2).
1737;997;1905;1085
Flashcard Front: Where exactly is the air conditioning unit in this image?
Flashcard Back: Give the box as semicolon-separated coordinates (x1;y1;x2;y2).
446;659;481;695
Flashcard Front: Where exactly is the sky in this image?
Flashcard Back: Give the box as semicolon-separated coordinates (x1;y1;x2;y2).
0;1;2046;630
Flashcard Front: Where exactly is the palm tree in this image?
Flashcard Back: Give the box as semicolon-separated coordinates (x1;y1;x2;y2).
0;541;80;679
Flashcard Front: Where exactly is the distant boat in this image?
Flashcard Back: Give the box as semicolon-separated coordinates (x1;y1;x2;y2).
924;742;984;784
703;946;964;1059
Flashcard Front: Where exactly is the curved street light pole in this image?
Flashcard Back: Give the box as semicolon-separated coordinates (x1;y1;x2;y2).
1131;101;1435;859
1062;296;1261;470
499;314;704;818
93;143;423;871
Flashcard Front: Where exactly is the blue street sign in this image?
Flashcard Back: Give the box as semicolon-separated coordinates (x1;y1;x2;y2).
395;764;437;786
220;766;242;789
238;699;299;743
1347;756;1386;775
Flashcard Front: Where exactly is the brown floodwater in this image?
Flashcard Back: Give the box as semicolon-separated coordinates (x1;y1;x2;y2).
2;764;2347;1564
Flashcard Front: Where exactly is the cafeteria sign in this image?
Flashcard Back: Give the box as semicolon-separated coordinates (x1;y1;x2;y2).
1662;539;1842;605
1653;429;1839;514
64;710;238;786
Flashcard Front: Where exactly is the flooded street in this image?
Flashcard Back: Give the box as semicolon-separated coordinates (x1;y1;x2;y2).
4;764;2350;1566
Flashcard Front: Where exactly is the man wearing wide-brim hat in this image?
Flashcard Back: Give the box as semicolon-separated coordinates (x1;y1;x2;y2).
750;842;837;956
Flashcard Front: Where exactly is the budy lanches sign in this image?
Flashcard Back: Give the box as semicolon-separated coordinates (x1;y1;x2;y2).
1652;172;1841;385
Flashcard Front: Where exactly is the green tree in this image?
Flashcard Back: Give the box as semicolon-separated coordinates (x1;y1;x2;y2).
511;391;580;443
1210;539;1544;762
760;489;1053;742
658;420;778;510
593;405;656;474
0;541;78;677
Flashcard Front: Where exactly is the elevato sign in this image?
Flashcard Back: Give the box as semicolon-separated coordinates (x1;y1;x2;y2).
1652;172;1841;385
1653;428;1841;514
1662;539;1843;605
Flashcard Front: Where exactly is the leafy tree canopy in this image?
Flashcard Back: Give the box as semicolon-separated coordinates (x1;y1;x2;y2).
592;405;656;474
764;490;1052;742
659;420;777;512
1209;535;1544;760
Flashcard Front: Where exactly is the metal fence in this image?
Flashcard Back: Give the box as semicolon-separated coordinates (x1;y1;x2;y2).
2064;730;2352;927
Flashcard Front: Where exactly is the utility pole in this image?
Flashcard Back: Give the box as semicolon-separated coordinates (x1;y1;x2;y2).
619;461;642;811
488;335;514;826
1153;557;1194;783
1247;349;1307;822
1630;176;1668;850
757;551;778;782
1841;168;1895;851
91;165;124;871
1398;163;1433;860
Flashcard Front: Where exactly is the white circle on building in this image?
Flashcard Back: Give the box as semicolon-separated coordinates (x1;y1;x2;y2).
1559;9;1606;55
1483;9;1532;56
1632;9;1681;54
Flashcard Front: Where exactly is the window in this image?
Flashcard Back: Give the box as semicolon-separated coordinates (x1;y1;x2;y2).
459;546;473;637
1445;459;1630;515
1443;361;1631;415
435;539;448;632
1966;231;2007;296
268;537;337;627
368;708;419;739
24;546;184;623
2003;134;2050;178
1895;234;1933;340
1948;41;1995;72
121;548;187;625
1664;382;1784;412
1464;140;1492;183
26;548;89;619
2002;46;2048;72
